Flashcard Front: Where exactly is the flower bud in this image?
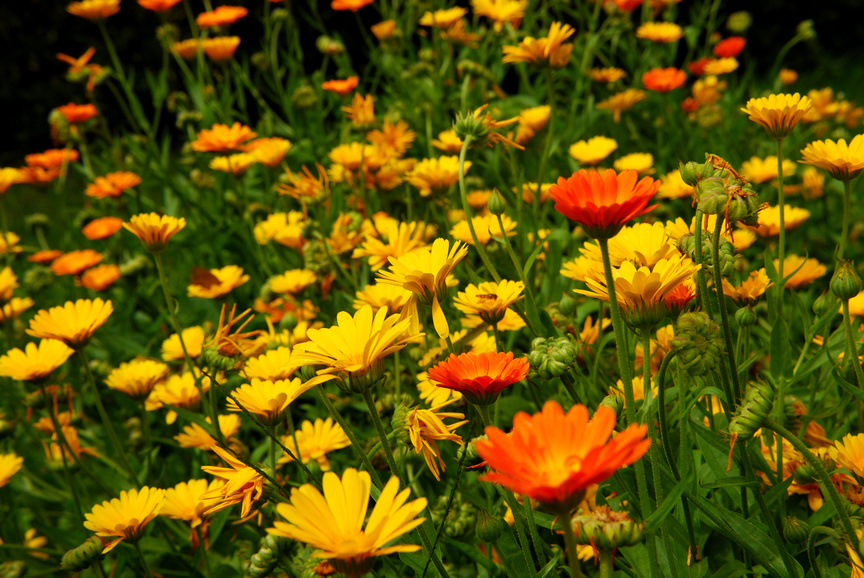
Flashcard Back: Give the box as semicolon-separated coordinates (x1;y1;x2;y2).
475;510;507;543
390;395;413;444
487;188;507;216
61;536;103;571
291;84;318;110
831;261;862;302
558;293;578;318
527;336;578;379
734;306;758;327
695;178;728;215
729;381;776;441
570;506;644;549
783;516;810;543
796;20;816;41
726;11;752;33
454;109;490;144
203;345;241;371
812;291;838;317
599;394;624;417
671;312;725;377
248;534;289;578
678;160;713;186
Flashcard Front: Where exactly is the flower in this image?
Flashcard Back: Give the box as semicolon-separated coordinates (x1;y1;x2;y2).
187;265;249;299
28;250;63;264
550;168;660;239
774;255;826;289
722;269;772;305
642;67;687;92
800;134;864;181
431;130;464;153
428;351;529;406
173;39;202;59
475;401;650;511
82;216;124;240
610;375;658;407
514;105;551;145
342;93;375;127
145;370;212;424
352;221;428;271
0;298;34;323
453;281;524;325
196;6;248;28
740;155;798;184
471;0;527;31
419;7;467;27
138;0;182;12
84;487;165;553
747;204;810;237
25;148;79;169
67;0;120;20
192;123;257;152
203;37;241;62
406;403;467;480
293;305;423;392
354;283;413;314
245;137;292;168
227;378;313;424
210;153;257;174
105;358;169;401
596;89;648;123
831;433;864;478
81;264;122;292
123;213;186;253
267;469;427;575
162;326;206;362
449;214;517;246
85;171;142;199
741;93;813;140
658;170;694;199
279;418;351;471
405;156;470;196
367;119;417;156
278;165;329;201
580;221;680;269
254;211;306;248
243;346;296;381
0;233;21;255
636;22;684;43
331;0;374;10
27;299;113;348
502;22;574;69
779;68;798;85
713;36;746;58
201;445;265;518
613;152;655;174
269;269;317;295
57;102;99;124
175;415;242;451
322;77;359;96
371;20;396;40
161;479;224;531
589;67;626;83
0;339;74;383
0;168;24;194
0;267;18;301
568;136;617;166
51;250;103;275
0;453;23;488
377;238;469;337
703;58;739;75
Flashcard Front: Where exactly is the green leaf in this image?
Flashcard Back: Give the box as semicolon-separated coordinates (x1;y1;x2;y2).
442;537;496;574
523;243;545;280
496;524;534;578
646;470;692;528
699;476;760;490
770;317;792;379
832;365;864;404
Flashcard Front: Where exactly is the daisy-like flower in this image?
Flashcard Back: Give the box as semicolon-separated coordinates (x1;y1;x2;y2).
322;77;359;96
378;238;469;338
27;299;113;349
831;433;864;478
57;102;99;124
502;21;575;69
613;152;655;174
191;122;256;153
25;148;79;169
67;0;120;20
51;249;103;276
123;213;186;253
85;171;142;199
269;269;317;295
427;351;528;406
28;250;63;264
596;89;648;123
331;0;374;11
636;22;684;43
161;479;224;542
0;297;34;323
747;204;810;237
367;119;417;156
245;137;292;168
354;283;413;314
453;280;524;325
84;487;165;553
741;93;813;140
589;67;627;83
173;39;202;59
406;402;467;481
187;265;249;299
105;358;169;401
243;346;296;381
353;221;428;271
342;93;375;127
0;266;18;301
196;5;248;28
161;326;206;362
722;269;772;305
431;129;464;153
175;415;242;451
642;67;687;92
550;168;661;240
419;6;467;27
292;305;423;392
405;156;470;196
775;255;827;289
568;136;617;166
417;371;462;406
581;221;680;269
145;370;212;424
0;453;23;488
740;155;798;184
0;167;24;194
800;134;864;181
226;377;313;425
203;37;241;62
201;445;265;518
210;153;257;174
267;469;426;576
449;214;517;246
703;58;739;75
658;169;694;199
514;105;551;145
279;418;351;471
609;375;658;408
254;211;306;248
80;264;121;291
714;36;746;58
278;164;329;202
0;339;74;383
475;401;650;511
471;0;527;31
371;20;397;40
82;216;123;240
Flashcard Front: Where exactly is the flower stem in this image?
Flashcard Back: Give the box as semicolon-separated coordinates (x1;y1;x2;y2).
692;211;715;317
457;135;501;282
840;178;853;260
598;548;614;578
842;300;864;389
495;212;543;336
133;541;154;578
711;216;743;403
776;138;787;303
559;511;584;578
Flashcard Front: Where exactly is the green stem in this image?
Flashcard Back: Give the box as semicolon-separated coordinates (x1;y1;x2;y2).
693;211;715;317
840;179;853;260
655;352;677;472
776;138;787;305
842;300;864;389
711;216;743;403
132;541;154;578
598;548;613;578
495;212;542;336
560;511;584;578
457;135;501;282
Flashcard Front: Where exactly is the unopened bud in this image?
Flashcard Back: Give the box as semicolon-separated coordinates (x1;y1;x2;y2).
831;261;862;302
475;510;507;543
488;189;507;216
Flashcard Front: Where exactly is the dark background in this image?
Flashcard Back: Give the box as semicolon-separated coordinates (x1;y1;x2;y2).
1;0;862;165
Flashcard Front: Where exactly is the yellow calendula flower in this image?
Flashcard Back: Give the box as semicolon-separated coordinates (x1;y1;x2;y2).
454;280;524;325
161;326;206;362
406;156;470;197
0;232;21;255
105;358;169;401
145;370;212;424
596;89;649;123
502;21;574;69
613;152;654;175
378;238;469;338
187;265;249;299
269;269;317;295
174;414;242;451
83;487;165;553
514;105;551;145
775;254;826;289
610;375;658;407
831;433;864;478
243;346;296;381
210;153;257;174
254;211;306;248
417;371;462;406
589;67;627;83
577;315;611;349
703;57;739;75
0;267;17;301
0;453;23;488
406;402;467;481
419;6;467;27
431;129;464;153
519;182;554;203
122;213;186;254
748;204;810;237
635;22;684;43
342;93;375;127
722;269;772;305
67;0;120;20
201;445;265;519
278;164;329;202
0;339;74;383
658;169;694;199
471;0;527;31
568;136;618;166
353;282;413;314
461;307;526;332
226;377;313;425
161;479;224;529
267;469;427;576
278;418;351;471
27;298;113;349
352;221;429;271
449;214;517;246
800;134;864;181
581;221;680;269
561;255;606;283
0;297;34;323
741;93;813;140
245;137;292;168
740;156;798;184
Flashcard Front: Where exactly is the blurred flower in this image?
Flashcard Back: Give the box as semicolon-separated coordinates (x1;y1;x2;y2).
741;93;812;140
0;298;34;323
417;371;461;406
371;20;396;40
747;204;810;237
201;445;265;518
245;137;292;168
449;213;516;245
25;148;79;169
175;415;241;450
27;298;113;348
67;0;120;19
596;89;648;123
227;377;312;424
269;269;317;295
28;250;63;264
105;358;169;401
331;0;374;10
173;39;201;59
187;265;249;299
0;232;21;255
85;171;142;199
367;119;416;156
203;37;241;62
419;7;467;27
342;93;376;127
82;216;123;240
431;129;464;153
0;453;23;488
519;182;553;203
162;326;206;362
428;351;528;406
713;36;746;58
514;105;551;145
722;269;772;305
703;57;738;75
138;0;182;12
779;68;798;86
799;166;825;199
453;280;524;325
568;136;617;166
278;165;329;202
123;213;186;253
502;21;574;68
354;282;413;313
321;76;359;95
658;170;694;199
800;134;864;181
254;211;305;248
775;255;826;289
210;152;257;174
740;155;797;184
636;22;684;43
0;267;17;301
57;102;99;124
51;250;103;276
610;375;657;407
353;221;428;270
613;152;655;174
196;6;248;28
406;156;470;197
472;0;526;31
80;264;121;291
279;418;350;471
0;339;74;383
642;67;686;92
145;370;212;424
44;425;99;465
193;123;257;152
84;487;165;553
0;168;24;194
406;402;467;480
589;67;626;83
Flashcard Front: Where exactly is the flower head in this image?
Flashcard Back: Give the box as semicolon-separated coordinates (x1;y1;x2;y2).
138;0;182;12
123;213;186;253
227;377;313;425
51;250;103;276
502;22;574;69
453;280;523;325
747;204;810;237
175;415;241;451
203;37;241;62
0;453;23;488
800;134;864;181
85;171;142;199
196;6;248;28
161;479;224;530
741;93;812;140
406;403;467;480
57;102;99;123
331;0;374;11
105;358;169;401
27;299;113;348
775;255;826;289
162;326;206;362
636;22;684;43
201;446;265;518
279;418;351;471
82;216;123;240
322;77;359;96
145;370;212;424
589;67;627;83
596;89;648;123
428;351;528;406
187;265;249;299
405;156;470;197
642;67;687;92
472;0;527;31
449;214;517;246
67;0;120;20
613;152;655;174
568;136;617;166
84;487;165;553
0;339;73;383
0;267;18;301
714;36;746;58
354;282;413;314
475;401;650;511
722;269;772;305
192;122;255;153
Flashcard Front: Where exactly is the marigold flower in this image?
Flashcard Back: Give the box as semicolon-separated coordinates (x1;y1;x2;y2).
201;445;265;518
367;119;416;156
658;170;694;199
80;264;121;291
84;487;164;553
703;57;738;75
57;102;99;123
774;255;826;289
162;326;206;362
613;152;655;174
67;0;120;20
245;137;292;168
449;214;517;246
0;233;21;255
268;469;426;575
713;36;746;58
26;148;79;169
203;37;241;62
589;67;626;83
568;136;617;166
800;134;864;181
342;93;376;127
419;7;467;27
161;479;224;531
105;358;169;401
476;401;650;511
0;168;24;194
254;211;306;248
779;68;798;86
581;221;679;269
472;0;526;31
610;375;658;407
279;418;351;471
0;298;34;323
278;165;329;201
739;155;797;184
502;21;574;69
175;415;241;451
85;171;142;199
196;5;247;28
331;0;374;10
123;213;186;254
28;250;63;264
636;22;684;43
321;76;359;96
227;377;312;424
453;281;524;325
146;370;212;424
0;453;23;488
138;0;182;12
596;89;648;123
352;221;428;271
187;265;249;299
406;402;467;480
82;216;123;240
831;433;864;478
741;93;813;140
371;20;396;40
27;298;113;349
209;153;257;174
173;39;202;59
747;204;810;237
642;67;687;92
428;351;528;406
550;168;660;239
51;249;103;276
722;269;772;305
0;339;74;383
431;129;464;153
405;156;470;197
268;269;316;295
353;282;413;313
0;267;17;301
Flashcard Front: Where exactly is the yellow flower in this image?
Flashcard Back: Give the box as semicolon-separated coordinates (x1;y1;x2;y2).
145;370;212;424
431;129;464;153
201;445;265;519
161;479;224;529
577;315;611;348
122;213;186;253
449;214;517;245
407;402;467;481
22;528;48;559
161;326;206;362
519;182;554;203
44;425;99;466
0;232;21;255
0;339;74;383
105;358;169;401
502;22;574;69
613;152;654;174
748;204;810;237
739;156;798;184
589;67;627;83
210;153;257;174
635;22;684;43
568;136;618;165
174;415;242;451
342;93;375;127
83;487;165;553
741;93;813;140
26;298;113;349
419;6;467;27
581;221;680;269
831;433;864;478
0;453;23;488
658;170;694;199
278;164;329;202
800;166;826;199
367;119;416;156
596;89;648;123
371;20;396;40
293;305;423;391
254;211;306;248
461;307;525;332
352;221;429;271
561;255;606;283
354;282;414;314
406;156;470;197
187;265;249;299
0;297;34;323
775;255;826;289
800;134;864;181
610;375;658;407
378;238;469;338
454;280;524;325
514;105;551;145
722;269;772;305
243;346;296;381
245;137;292;168
0;267;17;301
227;377;312;424
279;418;350;471
849;291;864;318
269;269;317;295
267;469;427;575
417;371;462;406
703;57;739;75
471;0;527;31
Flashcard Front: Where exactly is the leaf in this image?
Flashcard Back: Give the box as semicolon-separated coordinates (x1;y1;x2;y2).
699;476;760;490
523;243;545;280
832;365;864;404
646;470;692;528
496;524;534;578
769;317;792;379
442;537;497;574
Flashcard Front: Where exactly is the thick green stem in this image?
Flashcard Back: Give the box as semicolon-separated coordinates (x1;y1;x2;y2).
560;512;584;578
457;135;501;282
840;178;853;260
693;211;715;317
842;300;864;389
711;216;743;403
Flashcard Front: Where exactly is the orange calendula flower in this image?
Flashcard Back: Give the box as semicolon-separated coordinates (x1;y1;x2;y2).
51;250;103;276
245;137;292;168
201;445;265;518
138;0;182;12
27;298;113;348
642;67;687;92
741;93;813;140
367;119;417;156
596;89;648;123
331;0;374;10
800;134;864;181
28;250;63;264
371;20;396;40
342;93;376;127
26;148;79;169
123;213;186;253
636;22;684;43
84;487;165;553
67;0;120;20
453;280;524;326
82;216;123;240
428;351;528;406
161;479;224;535
502;21;574;69
722;269;772;305
192;122;257;153
187;265;249;299
146;370;212;424
196;6;248;28
278;164;328;202
202;37;241;62
321;76;359;96
713;36;746;58
84;171;142;199
0;339;74;383
775;255;826;289
173;39;202;59
475;401;650;511
80;264;122;291
57;102;99;124
550;168;661;239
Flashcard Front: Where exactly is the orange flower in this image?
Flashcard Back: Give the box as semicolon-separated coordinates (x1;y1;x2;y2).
67;0;120;20
713;36;746;58
51;250;103;276
80;264;121;291
56;47;96;74
82;217;123;240
57;103;99;124
427;352;528;406
192;122;256;153
25;149;79;169
331;0;374;10
642;67;687;92
244;138;292;168
28;250;63;264
321;77;359;96
137;0;182;12
196;6;248;28
172;39;202;59
688;57;714;75
203;37;241;62
550;168;661;239
475;401;650;510
85;171;142;199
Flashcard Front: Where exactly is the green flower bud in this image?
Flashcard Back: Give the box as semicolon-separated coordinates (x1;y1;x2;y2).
558;293;578;318
23;265;54;293
527;336;578;379
797;20;816;41
248;534;290;578
488;188;507;216
570;506;644;549
734;306;758;327
783;516;810;543
431;494;475;539
813;291;838;316
280;312;299;332
270;8;289;21
202;345;240;371
454;109;490;144
599;394;624;417
695;178;729;215
315;36;345;55
729;381;776;441
671;312;725;377
61;536;103;571
831;261;862;302
291;84;318;110
390;395;413;444
678;160;713;186
475;510;507;543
